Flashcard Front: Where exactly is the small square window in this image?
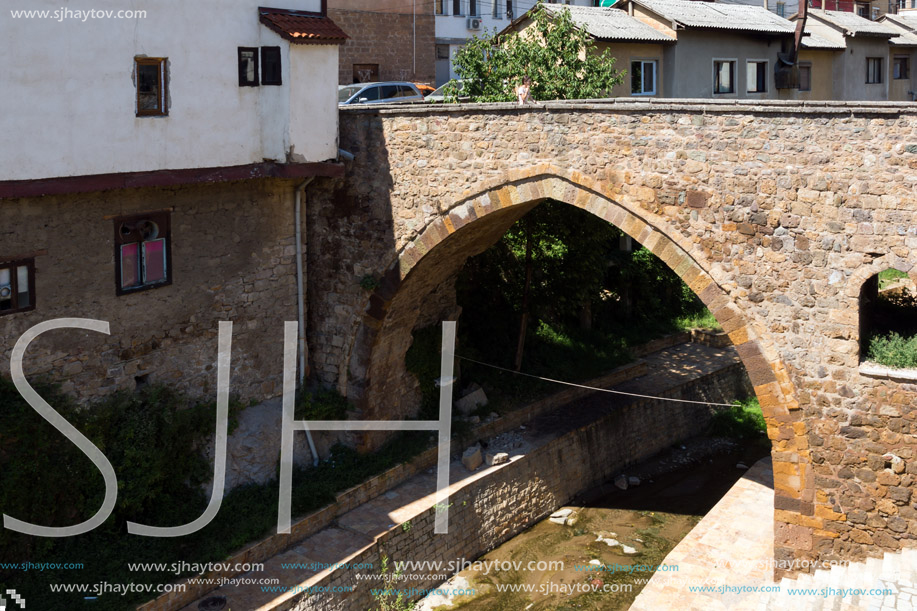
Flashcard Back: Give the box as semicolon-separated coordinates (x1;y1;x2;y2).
238;47;259;86
353;63;379;83
0;259;36;316
115;211;172;294
136;57;167;116
714;60;736;94
799;62;812;91
261;47;282;85
631;60;657;95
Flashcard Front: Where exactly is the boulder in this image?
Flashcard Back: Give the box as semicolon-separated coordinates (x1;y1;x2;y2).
628;476;641;486
486;452;510;466
614;475;628;490
454;388;488;415
461;445;483;471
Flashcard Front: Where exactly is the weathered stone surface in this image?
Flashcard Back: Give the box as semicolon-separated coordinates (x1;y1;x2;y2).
615;475;629;490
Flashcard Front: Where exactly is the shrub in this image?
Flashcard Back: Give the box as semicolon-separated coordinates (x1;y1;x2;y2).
296;387;350;420
709;397;765;440
867;331;917;369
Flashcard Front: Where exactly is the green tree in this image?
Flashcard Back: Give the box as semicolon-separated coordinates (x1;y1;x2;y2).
449;2;624;102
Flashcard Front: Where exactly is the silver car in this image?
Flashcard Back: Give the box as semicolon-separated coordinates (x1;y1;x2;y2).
424;80;469;103
338;82;424;106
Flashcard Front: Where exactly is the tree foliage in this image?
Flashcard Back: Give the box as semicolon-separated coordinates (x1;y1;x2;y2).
448;3;624;102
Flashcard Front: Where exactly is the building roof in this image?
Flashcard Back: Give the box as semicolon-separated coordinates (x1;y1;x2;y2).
890;30;917;46
259;7;348;45
628;0;795;34
880;13;917;45
806;8;898;37
800;29;846;49
884;12;917;32
538;5;676;42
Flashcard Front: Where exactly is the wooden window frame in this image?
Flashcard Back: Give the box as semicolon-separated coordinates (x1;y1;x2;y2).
894;55;910;80
135;57;168;117
799;62;812;92
114;211;172;296
261;46;283;86
238;47;260;86
0;258;36;316
867;57;883;84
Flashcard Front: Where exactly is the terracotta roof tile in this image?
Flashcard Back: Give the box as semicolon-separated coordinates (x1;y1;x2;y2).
259;7;348;45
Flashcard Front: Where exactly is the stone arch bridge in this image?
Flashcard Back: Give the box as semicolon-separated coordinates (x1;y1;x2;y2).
305;99;917;574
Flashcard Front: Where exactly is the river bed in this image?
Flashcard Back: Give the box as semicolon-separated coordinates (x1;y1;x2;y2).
419;436;770;611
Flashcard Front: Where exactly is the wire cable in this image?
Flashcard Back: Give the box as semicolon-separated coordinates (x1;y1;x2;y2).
452;353;741;407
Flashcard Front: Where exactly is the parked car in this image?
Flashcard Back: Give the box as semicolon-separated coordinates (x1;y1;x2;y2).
338;82;424;106
425;80;469;103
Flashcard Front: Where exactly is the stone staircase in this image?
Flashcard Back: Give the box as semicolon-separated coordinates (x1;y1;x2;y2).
757;547;917;611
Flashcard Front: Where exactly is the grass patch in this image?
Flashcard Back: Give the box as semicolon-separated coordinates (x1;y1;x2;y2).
878;268;909;290
709;397;766;440
867;331;917;369
676;309;722;332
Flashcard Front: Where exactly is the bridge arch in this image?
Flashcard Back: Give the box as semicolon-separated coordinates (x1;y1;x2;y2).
345;168;809;552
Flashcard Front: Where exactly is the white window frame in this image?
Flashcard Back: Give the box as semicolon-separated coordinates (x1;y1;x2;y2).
713;58;737;95
435;0;446;15
630;59;658;96
746;59;768;94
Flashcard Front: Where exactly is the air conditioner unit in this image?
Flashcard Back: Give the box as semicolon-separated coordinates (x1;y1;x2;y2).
467;17;482;29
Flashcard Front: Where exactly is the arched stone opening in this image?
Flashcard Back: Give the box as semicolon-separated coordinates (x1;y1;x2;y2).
852;259;917;369
344;168;813;574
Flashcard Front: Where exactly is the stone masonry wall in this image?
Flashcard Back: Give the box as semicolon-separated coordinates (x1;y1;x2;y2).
282;360;752;611
0;178;300;404
329;8;435;85
306;99;917;573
